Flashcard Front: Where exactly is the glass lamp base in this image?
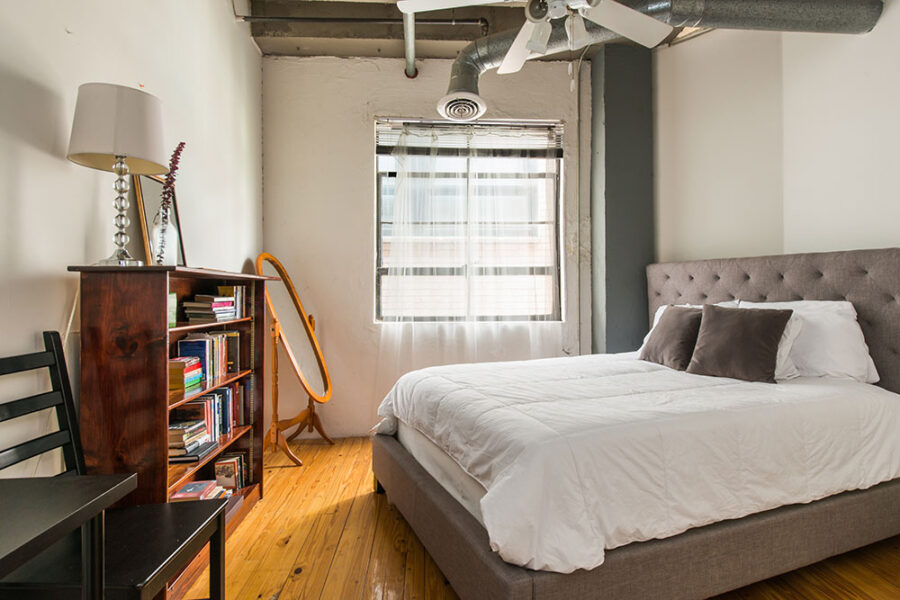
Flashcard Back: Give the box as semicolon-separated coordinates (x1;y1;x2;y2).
96;249;144;267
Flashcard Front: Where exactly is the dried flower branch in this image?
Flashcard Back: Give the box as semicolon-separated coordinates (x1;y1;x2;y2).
155;141;185;264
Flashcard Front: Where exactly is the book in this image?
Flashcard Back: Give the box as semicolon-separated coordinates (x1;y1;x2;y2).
214;456;241;489
170;480;216;502
195;295;234;303
168;419;205;439
169;357;202;391
218;452;248;488
168;292;178;327
217;285;245;319
220;331;241;372
168;440;218;463
177;338;211;381
186;315;236;325
183;300;235;310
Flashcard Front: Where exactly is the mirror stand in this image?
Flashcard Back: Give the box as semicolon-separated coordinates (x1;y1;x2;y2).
265;314;334;467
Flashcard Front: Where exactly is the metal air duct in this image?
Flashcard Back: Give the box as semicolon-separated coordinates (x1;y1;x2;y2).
438;0;883;121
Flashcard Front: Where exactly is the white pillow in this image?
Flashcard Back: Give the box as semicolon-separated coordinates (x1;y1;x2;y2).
737;300;879;383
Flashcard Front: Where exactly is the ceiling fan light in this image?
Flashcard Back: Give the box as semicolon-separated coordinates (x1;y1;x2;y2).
526;20;552;54
566;13;591;50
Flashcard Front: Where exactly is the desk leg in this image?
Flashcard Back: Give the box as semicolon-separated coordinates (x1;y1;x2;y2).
209;511;225;600
82;511;105;600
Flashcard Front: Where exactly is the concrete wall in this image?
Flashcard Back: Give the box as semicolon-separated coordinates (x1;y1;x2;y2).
654;6;900;262
263;56;591;437
0;1;262;476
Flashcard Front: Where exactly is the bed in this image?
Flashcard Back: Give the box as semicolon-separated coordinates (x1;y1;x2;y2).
372;247;900;600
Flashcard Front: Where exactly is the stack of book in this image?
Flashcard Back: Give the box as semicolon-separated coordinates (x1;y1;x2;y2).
214;452;247;490
176;332;240;383
170;383;240;449
183;295;236;324
168;356;202;395
217;285;246;319
170;480;233;502
168;420;213;459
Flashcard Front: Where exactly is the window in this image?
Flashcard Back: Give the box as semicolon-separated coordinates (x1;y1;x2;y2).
375;120;563;322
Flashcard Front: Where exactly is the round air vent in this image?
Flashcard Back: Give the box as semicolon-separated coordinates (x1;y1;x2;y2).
437;92;487;121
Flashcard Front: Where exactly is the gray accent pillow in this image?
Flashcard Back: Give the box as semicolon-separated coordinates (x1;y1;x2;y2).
687;304;793;383
639;306;703;371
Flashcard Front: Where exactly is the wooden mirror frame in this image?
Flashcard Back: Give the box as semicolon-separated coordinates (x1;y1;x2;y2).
256;252;333;466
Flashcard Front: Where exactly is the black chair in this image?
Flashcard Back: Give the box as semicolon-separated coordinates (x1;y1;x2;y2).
0;331;226;600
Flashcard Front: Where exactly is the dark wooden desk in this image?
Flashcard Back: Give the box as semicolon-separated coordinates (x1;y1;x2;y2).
0;473;137;599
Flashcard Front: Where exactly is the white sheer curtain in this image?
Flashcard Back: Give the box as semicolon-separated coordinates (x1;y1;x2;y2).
375;121;564;388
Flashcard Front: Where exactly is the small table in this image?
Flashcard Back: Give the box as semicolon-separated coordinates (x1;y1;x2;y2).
0;473;137;600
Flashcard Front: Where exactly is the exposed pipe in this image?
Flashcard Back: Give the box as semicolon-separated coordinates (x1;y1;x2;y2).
404;12;418;78
238;14;488;28
438;0;883;120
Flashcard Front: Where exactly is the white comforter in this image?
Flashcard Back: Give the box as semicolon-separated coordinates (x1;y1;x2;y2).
374;353;900;573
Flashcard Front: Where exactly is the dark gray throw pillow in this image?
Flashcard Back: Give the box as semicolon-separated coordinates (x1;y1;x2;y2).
639;306;703;371
686;304;793;383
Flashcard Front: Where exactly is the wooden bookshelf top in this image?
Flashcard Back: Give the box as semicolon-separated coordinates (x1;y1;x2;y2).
68;265;277;281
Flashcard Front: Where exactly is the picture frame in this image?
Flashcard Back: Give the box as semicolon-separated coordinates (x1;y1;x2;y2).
134;174;187;266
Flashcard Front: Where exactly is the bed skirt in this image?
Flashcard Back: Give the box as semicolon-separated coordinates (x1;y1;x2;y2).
372;433;900;600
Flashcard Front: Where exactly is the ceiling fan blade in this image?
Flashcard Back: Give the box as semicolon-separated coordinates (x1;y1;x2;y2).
397;0;502;14
497;21;536;75
581;0;673;48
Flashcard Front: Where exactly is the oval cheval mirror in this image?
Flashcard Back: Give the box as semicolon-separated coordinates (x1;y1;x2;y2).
256;252;334;466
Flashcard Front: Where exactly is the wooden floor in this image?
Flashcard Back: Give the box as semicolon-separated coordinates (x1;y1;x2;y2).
186;437;900;600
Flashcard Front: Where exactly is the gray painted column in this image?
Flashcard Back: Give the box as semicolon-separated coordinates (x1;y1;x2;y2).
591;45;655;353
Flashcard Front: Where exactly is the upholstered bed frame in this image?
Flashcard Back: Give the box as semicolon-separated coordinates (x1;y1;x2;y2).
372;247;900;600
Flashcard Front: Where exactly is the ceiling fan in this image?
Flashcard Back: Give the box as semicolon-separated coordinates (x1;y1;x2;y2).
396;0;673;74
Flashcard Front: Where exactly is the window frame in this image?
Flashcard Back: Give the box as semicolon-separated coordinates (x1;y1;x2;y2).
374;120;564;323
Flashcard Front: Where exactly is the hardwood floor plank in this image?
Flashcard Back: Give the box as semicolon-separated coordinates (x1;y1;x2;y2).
234;439;364;600
277;437;376;599
182;437;900;600
403;526;426;600
317;464;381;600
362;496;409;599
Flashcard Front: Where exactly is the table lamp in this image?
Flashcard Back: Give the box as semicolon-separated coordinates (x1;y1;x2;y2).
67;83;168;266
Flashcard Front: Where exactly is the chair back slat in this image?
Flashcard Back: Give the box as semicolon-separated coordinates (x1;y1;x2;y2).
0;430;72;471
0;350;54;377
0;332;85;475
0;390;63;423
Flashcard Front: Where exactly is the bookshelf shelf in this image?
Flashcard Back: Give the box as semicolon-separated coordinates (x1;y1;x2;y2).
167;425;253;493
168;369;253;409
68;265;273;599
169;316;253;333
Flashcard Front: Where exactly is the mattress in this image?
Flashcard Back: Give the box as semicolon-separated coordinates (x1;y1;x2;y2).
397;420;487;524
375;353;900;573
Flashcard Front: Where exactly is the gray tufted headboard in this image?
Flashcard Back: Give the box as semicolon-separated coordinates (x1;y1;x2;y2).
646;248;900;394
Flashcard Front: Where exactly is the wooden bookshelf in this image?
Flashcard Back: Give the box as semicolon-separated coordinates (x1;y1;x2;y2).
70;265;273;599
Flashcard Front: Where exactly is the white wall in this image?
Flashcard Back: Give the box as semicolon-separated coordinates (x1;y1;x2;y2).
263;56;591;437
654;31;783;262
0;1;262;475
654;3;900;262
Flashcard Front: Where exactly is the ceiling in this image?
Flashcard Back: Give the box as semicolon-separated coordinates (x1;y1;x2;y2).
245;1;709;59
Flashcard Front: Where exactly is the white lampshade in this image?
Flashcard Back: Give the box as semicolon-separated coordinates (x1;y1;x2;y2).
67;83;168;175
